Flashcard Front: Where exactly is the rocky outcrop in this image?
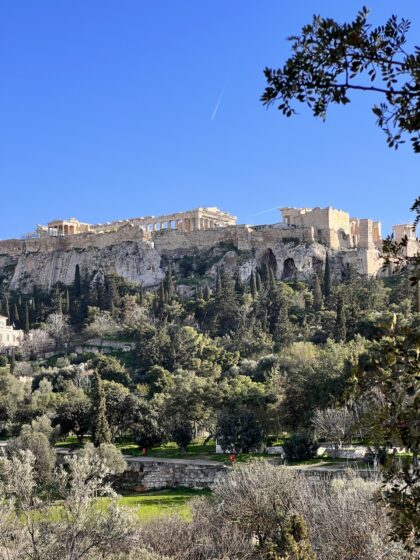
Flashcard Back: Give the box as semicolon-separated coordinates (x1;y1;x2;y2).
0;224;383;293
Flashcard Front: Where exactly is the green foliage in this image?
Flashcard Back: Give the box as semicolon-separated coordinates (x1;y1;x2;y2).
262;6;420;152
217;409;264;453
91;372;111;447
283;434;318;462
351;320;420;550
89;354;130;386
266;513;316;560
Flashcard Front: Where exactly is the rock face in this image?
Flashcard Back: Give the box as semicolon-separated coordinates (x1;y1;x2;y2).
0;224;383;293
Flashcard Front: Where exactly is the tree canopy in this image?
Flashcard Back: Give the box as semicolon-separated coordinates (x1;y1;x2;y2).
262;6;420;152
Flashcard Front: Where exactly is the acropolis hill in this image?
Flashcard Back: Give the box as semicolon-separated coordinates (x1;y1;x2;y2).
0;205;418;293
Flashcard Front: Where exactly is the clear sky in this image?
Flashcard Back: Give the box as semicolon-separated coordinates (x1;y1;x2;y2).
0;1;418;239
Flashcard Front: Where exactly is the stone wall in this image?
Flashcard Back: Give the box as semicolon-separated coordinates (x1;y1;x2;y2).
120;457;228;491
0;221;384;293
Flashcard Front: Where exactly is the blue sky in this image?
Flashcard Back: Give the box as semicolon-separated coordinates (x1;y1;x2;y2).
0;1;418;239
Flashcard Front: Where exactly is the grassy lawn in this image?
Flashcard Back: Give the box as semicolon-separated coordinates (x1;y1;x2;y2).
104;488;211;521
116;439;271;464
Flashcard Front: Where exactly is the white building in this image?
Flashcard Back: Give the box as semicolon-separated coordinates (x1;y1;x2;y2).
0;315;23;348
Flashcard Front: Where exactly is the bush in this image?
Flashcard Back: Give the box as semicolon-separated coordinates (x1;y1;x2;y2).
283;433;318;462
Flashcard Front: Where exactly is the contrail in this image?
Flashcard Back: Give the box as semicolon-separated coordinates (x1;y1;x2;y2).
211;91;224;121
252;206;280;216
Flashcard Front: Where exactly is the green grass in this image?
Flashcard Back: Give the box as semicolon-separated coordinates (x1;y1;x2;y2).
40;488;210;523
286;456;357;466
104;488;211;520
55;435;85;449
117;439;269;464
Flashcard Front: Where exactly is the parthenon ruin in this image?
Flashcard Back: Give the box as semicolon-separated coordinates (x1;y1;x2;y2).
35;207;237;238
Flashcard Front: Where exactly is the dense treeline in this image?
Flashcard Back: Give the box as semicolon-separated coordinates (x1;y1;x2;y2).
0;259;418;451
0;258;419;553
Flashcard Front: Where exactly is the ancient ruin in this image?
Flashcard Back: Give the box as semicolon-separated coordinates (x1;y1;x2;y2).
279;206;382;251
34;207;237;238
0;204;418;293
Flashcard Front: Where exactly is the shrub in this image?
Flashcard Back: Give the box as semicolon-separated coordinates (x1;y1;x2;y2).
283;433;318;462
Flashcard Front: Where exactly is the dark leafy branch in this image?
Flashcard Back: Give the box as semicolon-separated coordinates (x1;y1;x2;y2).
261;6;420;152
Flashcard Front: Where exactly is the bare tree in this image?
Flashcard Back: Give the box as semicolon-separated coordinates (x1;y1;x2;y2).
312;407;355;450
85;311;120;344
20;329;54;359
43;313;71;350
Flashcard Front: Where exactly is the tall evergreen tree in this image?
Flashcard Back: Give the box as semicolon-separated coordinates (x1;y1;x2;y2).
73;264;82;297
9;348;15;374
13;303;20;325
323;252;332;304
24;302;30;333
273;300;293;349
203;282;211;302
104;276;120;313
334;293;347;342
312;275;323;311
51;285;62;313
4;297;10;322
91;372;111;446
211;268;240;335
256;271;262;292
138;284;144;306
250;269;257;299
65;289;70;314
70;265;87;329
164;263;175;301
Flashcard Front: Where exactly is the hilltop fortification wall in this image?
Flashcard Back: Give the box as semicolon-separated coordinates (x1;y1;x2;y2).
0;223;383;293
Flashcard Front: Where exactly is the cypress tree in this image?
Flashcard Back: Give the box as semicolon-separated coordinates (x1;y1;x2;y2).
164;263;174;301
138;284;144;305
250;269;257;299
24;302;30;333
195;286;203;301
91;372;111;446
313;275;323;311
323;252;332;303
70;265;87;329
104;276;120;313
9;348;15;374
13;303;20;325
51;285;60;312
256;271;262;292
334;293;347;342
273;301;293;349
65;289;70;314
4;297;10;322
73;265;81;297
154;280;166;318
203;282;211;301
213;268;240;335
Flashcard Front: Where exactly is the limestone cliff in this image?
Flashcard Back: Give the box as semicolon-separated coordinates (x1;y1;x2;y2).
0;224;382;293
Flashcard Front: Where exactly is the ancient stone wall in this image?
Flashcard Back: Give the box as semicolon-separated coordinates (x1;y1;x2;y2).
120;457;228;491
0;221;384;293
